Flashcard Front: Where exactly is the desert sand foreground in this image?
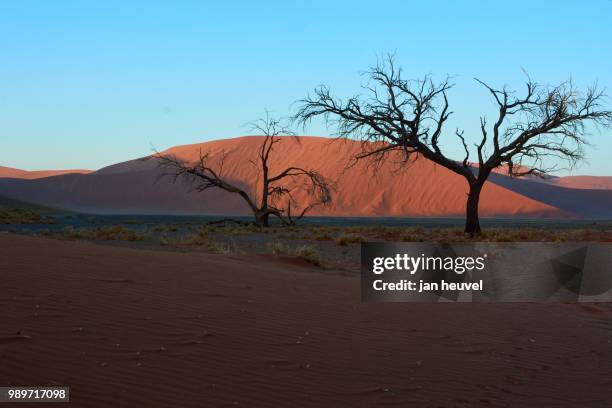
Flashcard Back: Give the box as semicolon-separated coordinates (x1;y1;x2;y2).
1;234;612;407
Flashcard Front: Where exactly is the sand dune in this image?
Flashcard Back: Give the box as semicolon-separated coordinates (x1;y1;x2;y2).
1;136;611;218
1;233;611;407
548;175;612;190
0;165;92;180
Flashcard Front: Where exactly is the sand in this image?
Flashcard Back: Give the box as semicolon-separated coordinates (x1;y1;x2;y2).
1;233;611;407
550;175;612;190
0;166;92;180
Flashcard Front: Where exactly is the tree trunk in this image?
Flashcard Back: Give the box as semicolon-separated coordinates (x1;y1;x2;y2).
261;212;269;227
254;211;269;228
258;168;270;227
465;182;482;236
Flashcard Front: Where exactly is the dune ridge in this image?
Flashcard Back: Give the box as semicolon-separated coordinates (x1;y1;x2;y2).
0;165;92;180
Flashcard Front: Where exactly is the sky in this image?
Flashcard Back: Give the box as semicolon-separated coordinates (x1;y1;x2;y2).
1;0;611;175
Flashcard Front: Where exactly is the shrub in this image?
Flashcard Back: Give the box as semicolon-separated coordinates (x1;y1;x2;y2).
0;208;54;224
96;226;145;241
223;223;262;235
268;241;289;255
158;233;170;246
309;229;334;241
63;226;146;241
294;244;321;266
181;228;210;246
63;226;87;239
336;233;365;246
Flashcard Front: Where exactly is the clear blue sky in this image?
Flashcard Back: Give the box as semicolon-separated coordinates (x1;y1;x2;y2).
1;0;611;175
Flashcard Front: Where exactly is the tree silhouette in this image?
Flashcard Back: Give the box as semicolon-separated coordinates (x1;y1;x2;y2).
296;57;612;235
156;114;332;227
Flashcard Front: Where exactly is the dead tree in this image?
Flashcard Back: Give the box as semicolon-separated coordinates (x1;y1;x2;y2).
295;56;612;235
155;115;332;227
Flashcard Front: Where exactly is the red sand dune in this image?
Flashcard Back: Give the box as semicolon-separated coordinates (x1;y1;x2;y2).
157;136;564;217
1;136;611;218
548;175;612;190
0;165;92;180
2;233;612;407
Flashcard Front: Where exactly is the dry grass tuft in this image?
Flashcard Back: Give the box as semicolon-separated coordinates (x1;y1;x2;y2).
336;233;365;246
294;244;321;266
63;226;146;241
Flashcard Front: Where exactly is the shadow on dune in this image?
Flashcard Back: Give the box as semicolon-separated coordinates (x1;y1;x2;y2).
487;172;612;218
0;164;251;215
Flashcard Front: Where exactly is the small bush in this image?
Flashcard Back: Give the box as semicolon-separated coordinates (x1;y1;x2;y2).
294;244;321;266
223;223;262;235
101;226;146;241
0;208;54;224
180;227;210;246
336;233;365;246
63;226;83;239
62;225;146;241
308;228;334;241
182;234;208;246
268;241;289;255
159;233;170;246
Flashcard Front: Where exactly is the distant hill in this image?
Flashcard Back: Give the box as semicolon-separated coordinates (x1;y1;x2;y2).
1;136;611;218
0;166;92;180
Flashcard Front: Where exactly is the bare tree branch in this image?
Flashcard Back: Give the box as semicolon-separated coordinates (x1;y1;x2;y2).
294;56;472;181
